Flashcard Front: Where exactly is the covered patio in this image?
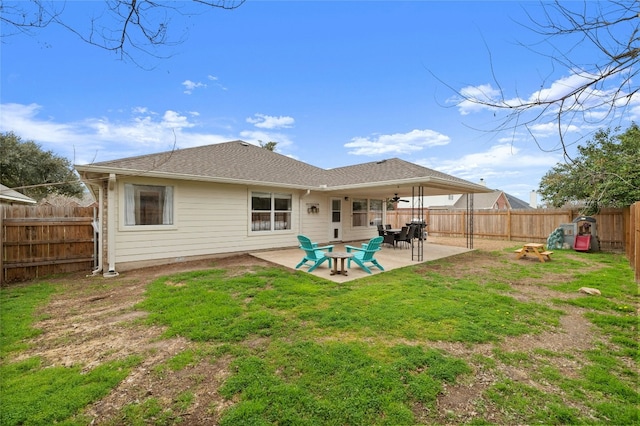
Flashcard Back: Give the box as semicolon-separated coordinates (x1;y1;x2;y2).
252;240;472;283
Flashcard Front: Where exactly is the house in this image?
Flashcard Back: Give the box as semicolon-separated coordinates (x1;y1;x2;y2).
75;141;491;275
0;184;37;205
454;191;534;210
416;177;535;210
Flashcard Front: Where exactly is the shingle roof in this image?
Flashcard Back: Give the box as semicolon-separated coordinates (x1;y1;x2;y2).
505;193;533;209
455;190;533;209
325;158;473;187
455;192;501;209
76;140;489;194
80;141;327;187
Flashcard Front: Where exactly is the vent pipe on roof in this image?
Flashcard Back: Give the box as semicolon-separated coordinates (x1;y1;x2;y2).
479;178;486;187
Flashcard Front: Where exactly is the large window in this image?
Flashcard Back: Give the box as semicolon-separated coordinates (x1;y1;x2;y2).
251;192;292;231
352;198;383;227
124;184;174;226
369;199;383;227
352;198;368;227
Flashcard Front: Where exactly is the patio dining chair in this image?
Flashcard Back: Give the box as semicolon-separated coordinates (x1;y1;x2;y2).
395;226;412;249
295;235;334;272
345;236;384;274
382;231;397;248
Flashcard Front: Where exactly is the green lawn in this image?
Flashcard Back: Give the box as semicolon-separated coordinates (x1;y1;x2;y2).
1;247;638;425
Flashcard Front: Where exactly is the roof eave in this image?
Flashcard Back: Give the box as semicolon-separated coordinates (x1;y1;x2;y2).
0;195;37;204
323;176;493;194
74;165;318;191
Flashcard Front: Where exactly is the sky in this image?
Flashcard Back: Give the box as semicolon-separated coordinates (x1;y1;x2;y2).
1;1;637;204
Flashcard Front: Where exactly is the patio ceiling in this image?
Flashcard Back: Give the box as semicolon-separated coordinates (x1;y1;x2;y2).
317;177;493;200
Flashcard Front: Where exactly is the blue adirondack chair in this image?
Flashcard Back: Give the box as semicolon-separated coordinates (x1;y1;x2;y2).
295;235;334;272
345;236;384;274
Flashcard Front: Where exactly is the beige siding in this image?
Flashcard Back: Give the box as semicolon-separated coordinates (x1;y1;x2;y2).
114;179;308;268
297;194;330;243
110;179;386;270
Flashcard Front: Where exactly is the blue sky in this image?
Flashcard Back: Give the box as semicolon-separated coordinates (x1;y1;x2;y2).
1;1;636;203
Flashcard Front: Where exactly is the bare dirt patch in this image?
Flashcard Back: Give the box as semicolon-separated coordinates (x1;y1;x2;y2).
12;255;270;424
425;238;600;424
11;241;606;425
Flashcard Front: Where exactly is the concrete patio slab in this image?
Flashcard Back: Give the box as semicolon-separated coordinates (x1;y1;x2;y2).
251;241;472;283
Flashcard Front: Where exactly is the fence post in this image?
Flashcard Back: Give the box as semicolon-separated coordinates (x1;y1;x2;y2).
633;202;640;283
0;205;4;286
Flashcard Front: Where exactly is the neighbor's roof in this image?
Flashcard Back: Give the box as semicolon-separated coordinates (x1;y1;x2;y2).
75;140;490;195
455;190;532;209
505;193;533;209
0;184;37;204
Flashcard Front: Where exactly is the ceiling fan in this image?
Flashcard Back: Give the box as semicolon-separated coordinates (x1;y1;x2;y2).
390;193;409;203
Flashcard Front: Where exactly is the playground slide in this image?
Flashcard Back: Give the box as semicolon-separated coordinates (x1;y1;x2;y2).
574;235;591;252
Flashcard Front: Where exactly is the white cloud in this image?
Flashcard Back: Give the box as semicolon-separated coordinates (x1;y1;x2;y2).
345;129;450;156
238;130;294;149
454;69;639;130
182;79;206;94
207;75;228;91
246;113;295;129
0;103;85;144
0;102;235;164
418;143;560;184
454;84;507;116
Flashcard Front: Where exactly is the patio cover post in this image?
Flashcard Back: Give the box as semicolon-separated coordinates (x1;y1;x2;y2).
466;193;474;249
411;185;425;262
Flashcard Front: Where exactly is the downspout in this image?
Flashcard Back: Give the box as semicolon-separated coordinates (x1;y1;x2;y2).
104;174;119;277
90;182;104;276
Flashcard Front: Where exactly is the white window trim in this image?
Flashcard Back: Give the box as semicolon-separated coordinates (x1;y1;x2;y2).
119;182;178;231
249;190;294;234
352;198;383;228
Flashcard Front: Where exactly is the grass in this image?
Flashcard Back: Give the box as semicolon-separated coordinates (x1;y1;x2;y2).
0;282;56;359
1;247;638;424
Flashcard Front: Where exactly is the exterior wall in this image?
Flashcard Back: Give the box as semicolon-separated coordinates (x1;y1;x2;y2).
495;193;509;209
418;194;461;208
297;193;330;243
107;177;390;271
113;178;306;270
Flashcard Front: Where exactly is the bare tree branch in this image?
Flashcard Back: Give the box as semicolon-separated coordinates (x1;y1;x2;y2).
443;1;640;157
0;0;245;64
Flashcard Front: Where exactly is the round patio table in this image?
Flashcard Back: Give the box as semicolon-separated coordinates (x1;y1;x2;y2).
325;252;354;276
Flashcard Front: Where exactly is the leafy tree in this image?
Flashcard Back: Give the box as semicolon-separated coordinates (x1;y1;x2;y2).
259;140;278;152
538;123;640;214
0;132;84;201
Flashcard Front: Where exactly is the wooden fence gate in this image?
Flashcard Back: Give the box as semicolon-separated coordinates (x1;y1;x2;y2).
1;205;96;284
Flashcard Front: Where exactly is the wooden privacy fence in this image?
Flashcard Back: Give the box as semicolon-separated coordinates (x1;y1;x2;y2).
1;205;96;284
386;208;627;251
630;202;640;283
